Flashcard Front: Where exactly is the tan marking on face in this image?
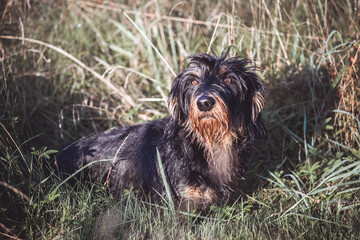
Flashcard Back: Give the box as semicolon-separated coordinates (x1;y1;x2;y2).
219;65;228;75
186;67;202;79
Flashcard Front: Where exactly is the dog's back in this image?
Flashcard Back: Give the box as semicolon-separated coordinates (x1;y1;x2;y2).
55;118;170;196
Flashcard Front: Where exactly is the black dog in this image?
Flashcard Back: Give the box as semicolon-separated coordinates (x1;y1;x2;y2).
56;48;266;210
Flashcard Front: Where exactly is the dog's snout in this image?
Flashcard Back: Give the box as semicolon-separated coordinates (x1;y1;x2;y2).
197;96;215;112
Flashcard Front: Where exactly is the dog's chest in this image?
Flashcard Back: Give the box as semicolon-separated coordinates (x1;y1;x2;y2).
206;135;238;188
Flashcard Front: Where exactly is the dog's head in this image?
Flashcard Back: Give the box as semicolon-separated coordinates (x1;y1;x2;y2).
166;48;266;145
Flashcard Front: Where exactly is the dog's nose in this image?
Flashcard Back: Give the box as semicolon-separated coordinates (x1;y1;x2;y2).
197;96;215;112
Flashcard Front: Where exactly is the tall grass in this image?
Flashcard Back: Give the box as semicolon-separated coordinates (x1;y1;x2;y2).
1;0;359;239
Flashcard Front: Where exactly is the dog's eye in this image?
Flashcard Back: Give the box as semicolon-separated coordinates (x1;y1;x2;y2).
224;77;232;83
191;80;199;85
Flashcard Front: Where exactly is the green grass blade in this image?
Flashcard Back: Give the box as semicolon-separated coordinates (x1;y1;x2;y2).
156;148;175;214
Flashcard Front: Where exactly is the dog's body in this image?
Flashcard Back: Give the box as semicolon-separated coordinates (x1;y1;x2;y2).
56;49;266;210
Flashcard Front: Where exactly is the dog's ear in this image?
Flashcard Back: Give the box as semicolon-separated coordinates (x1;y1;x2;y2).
243;63;267;139
168;96;181;124
230;59;267;139
165;77;183;139
251;91;265;123
248;90;267;139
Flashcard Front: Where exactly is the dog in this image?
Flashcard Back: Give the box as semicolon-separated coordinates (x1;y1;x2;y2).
55;48;266;211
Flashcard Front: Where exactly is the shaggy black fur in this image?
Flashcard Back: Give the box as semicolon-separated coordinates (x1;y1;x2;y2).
55;48;266;211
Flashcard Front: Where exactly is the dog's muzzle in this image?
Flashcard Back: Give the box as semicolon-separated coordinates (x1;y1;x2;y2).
197;95;215;112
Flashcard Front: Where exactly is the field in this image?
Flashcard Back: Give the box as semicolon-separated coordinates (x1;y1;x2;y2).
0;0;359;239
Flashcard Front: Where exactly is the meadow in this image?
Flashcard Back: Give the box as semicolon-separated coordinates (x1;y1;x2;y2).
0;0;359;239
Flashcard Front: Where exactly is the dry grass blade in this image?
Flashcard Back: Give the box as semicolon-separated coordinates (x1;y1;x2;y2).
207;12;225;54
104;131;133;186
79;1;326;41
261;0;290;65
94;56;163;86
0;35;135;107
0;122;29;173
0;181;31;203
123;12;177;78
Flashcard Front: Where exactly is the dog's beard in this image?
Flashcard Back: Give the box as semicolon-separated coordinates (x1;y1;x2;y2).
186;96;239;186
186;96;231;146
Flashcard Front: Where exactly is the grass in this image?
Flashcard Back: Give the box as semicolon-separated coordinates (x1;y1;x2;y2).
0;0;359;239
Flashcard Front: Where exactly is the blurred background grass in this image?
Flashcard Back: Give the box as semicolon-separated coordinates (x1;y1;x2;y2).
0;0;359;239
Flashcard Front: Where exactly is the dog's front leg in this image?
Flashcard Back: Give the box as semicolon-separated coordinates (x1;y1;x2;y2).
179;185;217;211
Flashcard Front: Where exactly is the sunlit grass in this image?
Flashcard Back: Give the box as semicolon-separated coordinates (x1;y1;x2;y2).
0;0;359;239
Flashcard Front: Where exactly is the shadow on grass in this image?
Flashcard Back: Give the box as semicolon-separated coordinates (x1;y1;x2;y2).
243;63;335;194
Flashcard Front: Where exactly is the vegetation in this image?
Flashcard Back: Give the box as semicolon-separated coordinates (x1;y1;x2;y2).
1;0;359;239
